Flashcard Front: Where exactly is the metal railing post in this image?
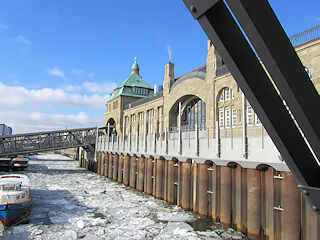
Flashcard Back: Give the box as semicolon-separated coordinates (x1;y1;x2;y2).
195;123;199;156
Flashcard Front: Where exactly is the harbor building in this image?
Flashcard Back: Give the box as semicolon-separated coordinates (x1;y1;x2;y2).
91;25;320;240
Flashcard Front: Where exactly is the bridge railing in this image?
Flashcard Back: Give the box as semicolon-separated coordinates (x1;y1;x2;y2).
0;127;105;156
97;124;288;171
290;25;320;47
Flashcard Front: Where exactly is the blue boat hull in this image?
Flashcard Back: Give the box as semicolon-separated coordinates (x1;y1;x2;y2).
0;198;33;225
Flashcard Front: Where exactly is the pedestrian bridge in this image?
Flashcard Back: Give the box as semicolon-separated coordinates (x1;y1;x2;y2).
0;127;106;157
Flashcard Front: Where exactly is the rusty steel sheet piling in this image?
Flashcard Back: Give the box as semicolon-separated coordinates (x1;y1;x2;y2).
113;154;118;181
102;153;111;177
97;152;101;174
129;156;137;189
100;153;105;177
281;172;300;240
118;154;124;183
167;160;175;204
247;169;261;240
220;166;232;228
155;159;164;199
123;155;130;186
88;151;320;240
145;158;153;196
108;153;113;179
198;163;209;219
137;156;145;192
181;161;191;211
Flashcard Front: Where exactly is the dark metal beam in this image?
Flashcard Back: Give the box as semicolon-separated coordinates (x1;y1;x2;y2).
183;0;320;217
226;0;320;171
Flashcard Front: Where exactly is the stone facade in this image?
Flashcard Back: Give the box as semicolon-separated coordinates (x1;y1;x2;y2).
104;37;320;141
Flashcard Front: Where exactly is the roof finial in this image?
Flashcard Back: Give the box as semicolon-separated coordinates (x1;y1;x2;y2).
131;57;140;76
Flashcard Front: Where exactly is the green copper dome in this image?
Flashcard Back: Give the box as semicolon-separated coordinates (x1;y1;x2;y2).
132;57;139;69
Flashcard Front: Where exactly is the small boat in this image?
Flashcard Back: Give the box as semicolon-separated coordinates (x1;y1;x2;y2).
11;156;28;171
0;174;33;225
0;158;12;172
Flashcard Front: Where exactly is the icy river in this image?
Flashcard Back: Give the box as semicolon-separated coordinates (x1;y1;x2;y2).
3;153;247;239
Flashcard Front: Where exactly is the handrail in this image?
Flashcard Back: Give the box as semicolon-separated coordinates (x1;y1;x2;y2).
290;25;320;47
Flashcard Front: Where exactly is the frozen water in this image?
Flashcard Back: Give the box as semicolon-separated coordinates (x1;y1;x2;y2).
2;153;248;239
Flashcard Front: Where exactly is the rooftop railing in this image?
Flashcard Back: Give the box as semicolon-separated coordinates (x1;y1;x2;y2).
290;25;320;47
97;123;288;171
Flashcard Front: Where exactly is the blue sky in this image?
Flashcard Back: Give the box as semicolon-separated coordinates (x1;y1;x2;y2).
0;0;319;134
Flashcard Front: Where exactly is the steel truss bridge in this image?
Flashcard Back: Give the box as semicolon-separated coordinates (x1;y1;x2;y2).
0;127;106;157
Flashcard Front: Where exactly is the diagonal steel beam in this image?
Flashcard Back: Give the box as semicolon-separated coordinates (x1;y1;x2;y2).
183;0;320;216
226;0;320;168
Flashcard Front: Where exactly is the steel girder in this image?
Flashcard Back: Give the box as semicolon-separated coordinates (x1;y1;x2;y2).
183;0;320;217
0;127;106;157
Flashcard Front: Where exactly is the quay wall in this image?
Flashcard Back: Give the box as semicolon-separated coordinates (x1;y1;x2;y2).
79;150;319;240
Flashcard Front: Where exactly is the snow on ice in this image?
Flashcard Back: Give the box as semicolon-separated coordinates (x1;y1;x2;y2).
2;153;247;239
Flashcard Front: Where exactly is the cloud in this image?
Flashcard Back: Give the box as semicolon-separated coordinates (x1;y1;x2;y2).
64;81;117;94
64;84;82;92
0;23;9;29
71;68;94;79
83;81;117;94
47;66;67;80
0;82;107;133
167;45;172;61
1;110;102;134
10;35;31;46
0;82;108;109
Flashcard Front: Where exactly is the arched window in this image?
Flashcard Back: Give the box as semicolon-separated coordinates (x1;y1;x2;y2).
217;87;236;127
181;98;206;130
